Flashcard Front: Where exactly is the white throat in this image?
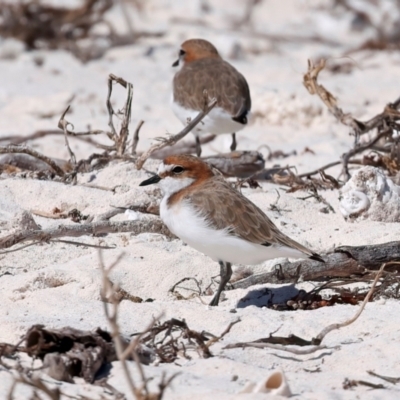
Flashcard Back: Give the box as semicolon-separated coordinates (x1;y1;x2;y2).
159;176;194;198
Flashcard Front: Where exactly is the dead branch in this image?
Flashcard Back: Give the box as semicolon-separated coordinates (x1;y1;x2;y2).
225;262;388;355
106;74;134;155
205;318;241;348
341;129;392;180
0;219;174;250
99;252;176;399
203;151;265;178
298;160;342;178
149;134;215;159
343;377;385;390
303;59;400;181
136;98;217;169
304;59;364;134
224;341;328;355
303;59;396;137
0;129;103;148
99;252;141;397
132;120;145;155
137;317;240;363
312;262;388;345
8;374;61;400
94;203;160;222
263;165;340;192
297;185;335;213
232;240;400;289
0;153;73;174
59;107;77;165
367;370;400;385
0;145;65;176
57;73;134;162
298;160;364;180
57;110;109;141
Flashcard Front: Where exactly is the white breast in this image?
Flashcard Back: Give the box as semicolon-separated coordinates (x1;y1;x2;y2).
171;98;247;136
160;198;307;265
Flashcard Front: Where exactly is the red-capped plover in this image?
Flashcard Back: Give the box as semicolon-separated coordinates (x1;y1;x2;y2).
171;38;251;156
140;155;323;306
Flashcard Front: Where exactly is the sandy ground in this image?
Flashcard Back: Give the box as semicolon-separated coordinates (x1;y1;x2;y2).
1;0;400;398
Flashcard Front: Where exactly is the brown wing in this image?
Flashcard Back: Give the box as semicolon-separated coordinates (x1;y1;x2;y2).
173;58;251;120
185;176;315;257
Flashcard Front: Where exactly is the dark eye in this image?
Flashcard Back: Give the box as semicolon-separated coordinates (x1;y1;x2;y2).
172;166;184;174
179;49;185;56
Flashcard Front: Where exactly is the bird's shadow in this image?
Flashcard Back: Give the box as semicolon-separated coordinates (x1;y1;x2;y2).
236;284;299;308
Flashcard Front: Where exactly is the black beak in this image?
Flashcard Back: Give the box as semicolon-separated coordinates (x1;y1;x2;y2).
172;59;179;67
139;174;161;186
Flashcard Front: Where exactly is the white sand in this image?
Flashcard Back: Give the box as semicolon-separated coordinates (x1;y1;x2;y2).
1;0;400;398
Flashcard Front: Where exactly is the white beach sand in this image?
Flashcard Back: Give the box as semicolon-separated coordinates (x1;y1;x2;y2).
1;0;400;398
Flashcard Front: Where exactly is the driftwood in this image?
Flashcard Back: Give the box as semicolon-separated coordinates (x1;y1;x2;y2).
0;153;72;173
0;219;173;250
0;145;66;176
203;151;265;178
232;241;400;289
150;134;216;159
225;263;387;355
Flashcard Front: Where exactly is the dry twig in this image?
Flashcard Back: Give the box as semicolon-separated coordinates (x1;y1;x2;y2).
132;120;145;155
99;251;177;399
225;262;390;355
303;59;400;180
136;98;217;169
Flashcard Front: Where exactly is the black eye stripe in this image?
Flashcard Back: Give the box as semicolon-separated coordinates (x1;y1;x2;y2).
179;49;185;56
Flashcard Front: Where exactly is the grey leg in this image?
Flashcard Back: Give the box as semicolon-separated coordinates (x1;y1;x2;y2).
209;261;233;306
230;133;237;152
196;136;202;157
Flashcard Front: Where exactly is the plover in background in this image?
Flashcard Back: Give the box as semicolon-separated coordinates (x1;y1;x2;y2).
171;38;251;156
140;155;324;306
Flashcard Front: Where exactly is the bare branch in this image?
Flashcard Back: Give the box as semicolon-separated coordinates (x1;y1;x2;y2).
118;76;133;155
0;219;174;250
99;251;139;397
107;76;118;138
0;145;65;176
341;129;391;180
303;59;377;136
58;106;77;165
224;341;329;355
312;262;391;345
225;262;393;356
203;151;265;178
0;130;103;148
136;98;217;169
131;120;144;155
